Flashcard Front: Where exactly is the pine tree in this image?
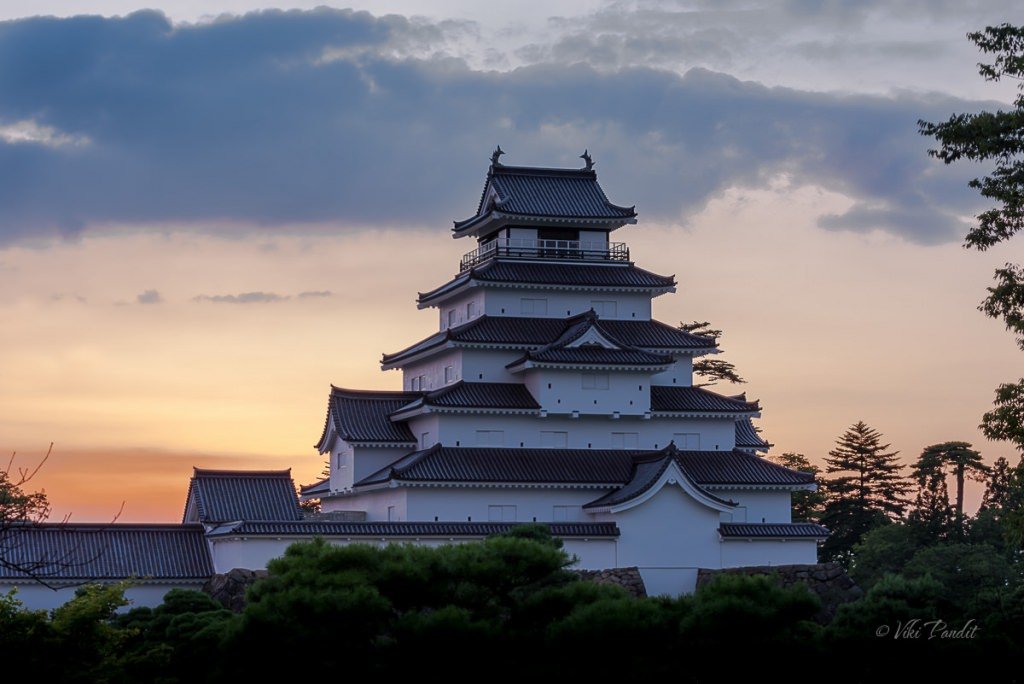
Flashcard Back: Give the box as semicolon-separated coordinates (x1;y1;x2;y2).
917;441;988;534
678;321;745;386
981;456;1017;510
768;452;824;522
820;421;909;564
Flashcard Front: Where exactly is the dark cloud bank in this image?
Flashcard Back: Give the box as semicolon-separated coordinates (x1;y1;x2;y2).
0;8;994;245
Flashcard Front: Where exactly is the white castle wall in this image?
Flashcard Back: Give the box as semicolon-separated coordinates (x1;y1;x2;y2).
404;487;606;523
719;540;819;567
713;489;793;523
0;583;201;611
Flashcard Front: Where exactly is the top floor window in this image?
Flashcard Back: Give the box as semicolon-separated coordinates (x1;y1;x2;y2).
582;372;610;390
521;298;548;315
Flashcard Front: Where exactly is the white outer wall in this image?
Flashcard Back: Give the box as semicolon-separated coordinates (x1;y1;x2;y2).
405;487;606;523
650;356;694;387
0;583;202;611
401;414;737;451
480;290;652;321
523;368;652;415
322;487;407;519
606;485;725;595
209;536;617;575
712;490;793;523
719;540;819;567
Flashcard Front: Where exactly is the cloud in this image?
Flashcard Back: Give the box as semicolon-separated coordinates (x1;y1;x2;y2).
0;8;997;245
297;290;333;298
136;288;162;304
192;291;287;304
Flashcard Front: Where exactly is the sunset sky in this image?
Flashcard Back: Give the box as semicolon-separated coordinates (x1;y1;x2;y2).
2;0;1022;522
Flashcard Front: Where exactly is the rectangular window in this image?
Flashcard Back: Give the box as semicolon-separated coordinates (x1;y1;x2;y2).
410;376;420;391
581;372;610;390
444;365;455;384
611;432;639;449
476;430;504;446
421;431;432;449
447;309;457;327
520;298;548;315
590;300;617;317
674;433;701;450
467;301;477;319
387;505;397;522
540;431;568;448
336;452;348;469
553;505;580;522
488;505;516;522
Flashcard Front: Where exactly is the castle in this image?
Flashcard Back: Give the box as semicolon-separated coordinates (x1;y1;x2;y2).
1;150;826;608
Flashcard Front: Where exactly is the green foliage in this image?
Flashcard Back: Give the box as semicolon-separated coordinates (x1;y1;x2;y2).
769;452;825;522
981;380;1024;454
849;524;926;590
821;421;909;564
902;543;1018;613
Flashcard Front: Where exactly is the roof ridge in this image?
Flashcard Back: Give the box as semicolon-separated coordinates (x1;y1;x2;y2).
330;385;422;399
192;468;293;477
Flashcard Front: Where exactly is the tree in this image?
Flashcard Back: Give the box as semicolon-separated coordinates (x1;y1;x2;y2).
769;452;824;522
981;381;1024;453
916;441;988;533
907;450;954;541
1;445;54;578
976;455;1024;550
678;321;745;386
820;422;909;564
918;24;1024;453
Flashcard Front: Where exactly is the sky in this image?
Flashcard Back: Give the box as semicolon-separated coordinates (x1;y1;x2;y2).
1;0;1022;521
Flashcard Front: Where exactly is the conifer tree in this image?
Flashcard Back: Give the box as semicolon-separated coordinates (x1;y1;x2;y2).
820;421;908;564
907;448;954;541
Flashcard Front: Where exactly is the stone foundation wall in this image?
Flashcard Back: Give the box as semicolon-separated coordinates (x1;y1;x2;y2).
204;568;268;612
696;562;862;622
575;567;647;598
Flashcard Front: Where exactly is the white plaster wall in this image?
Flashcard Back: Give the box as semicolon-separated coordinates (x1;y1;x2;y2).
523;368;653;415
323;488;408;521
459;349;522;383
438;290;486;329
611;485;724;595
402;349;463;390
210;536;618;574
481;289;652;320
713;490;792;523
719;540;819;567
401;413;736;451
0;583;202;611
650;356;694;387
404;487;608;523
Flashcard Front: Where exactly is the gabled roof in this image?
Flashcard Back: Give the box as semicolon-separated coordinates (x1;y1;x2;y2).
506;311;675;369
184;469;302;524
582;446;736;511
650;386;760;414
0;524;212;581
393;381;540;416
316;387;420;449
299;477;330;498
356;446;816;488
382;314;715;368
736;417;772;451
453;162;637;237
719;523;829;539
206;520;619;538
418;260;674;307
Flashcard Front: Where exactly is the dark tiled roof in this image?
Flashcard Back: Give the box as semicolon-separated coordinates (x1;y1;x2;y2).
454;164;636;233
382;315;715;366
299;478;330;497
317;387;419;447
357;446;815;488
736;418;772;450
0;524;212;581
651;386;760;413
185;469;302;523
412;381;540;410
719;523;829;539
418;261;674;305
582;448;736;509
207;520;619;538
523;347;673;366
